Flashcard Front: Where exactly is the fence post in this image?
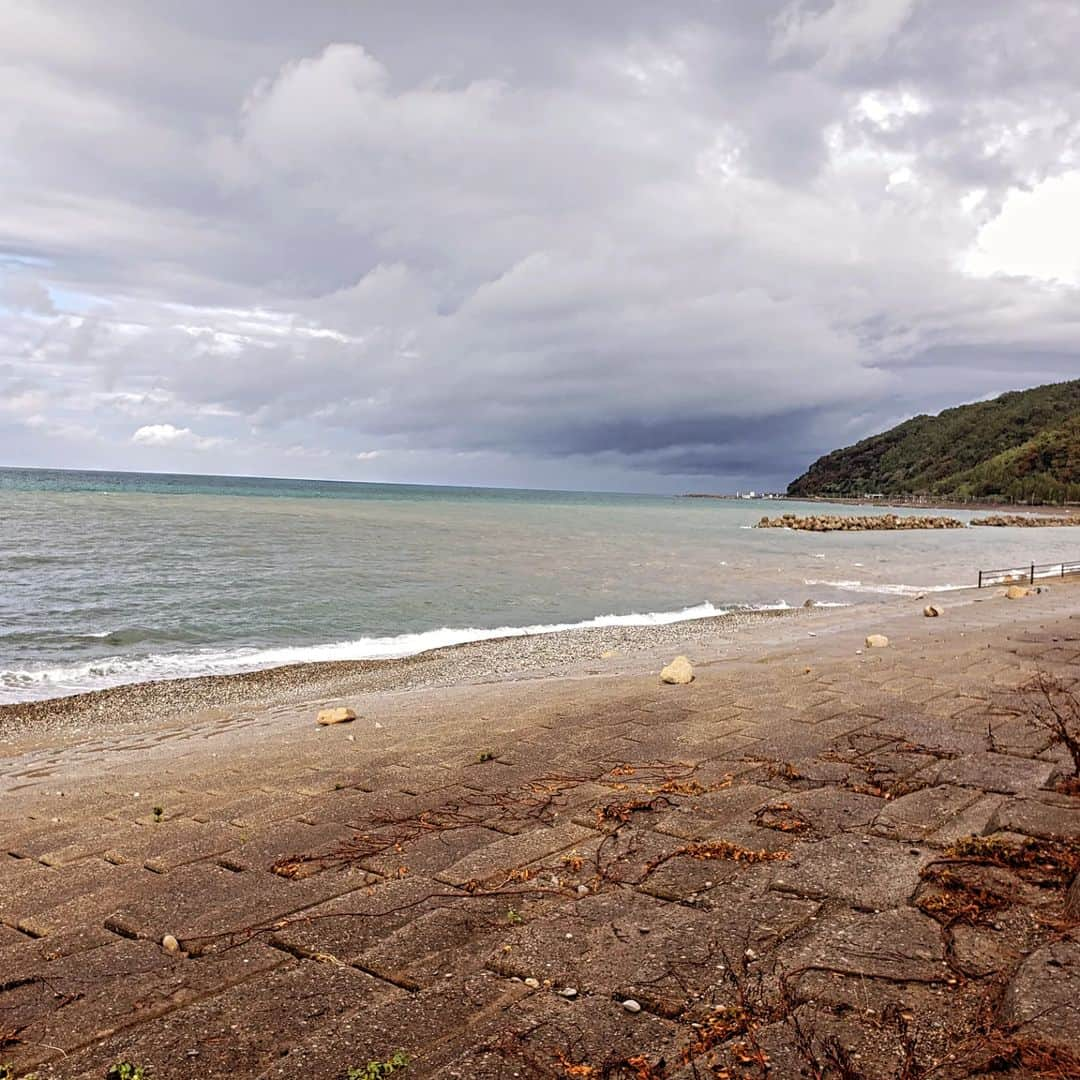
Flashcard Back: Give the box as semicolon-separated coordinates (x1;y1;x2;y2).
978;570;983;589
1030;563;1035;585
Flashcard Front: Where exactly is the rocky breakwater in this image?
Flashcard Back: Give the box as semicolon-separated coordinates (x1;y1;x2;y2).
971;513;1080;527
756;512;966;532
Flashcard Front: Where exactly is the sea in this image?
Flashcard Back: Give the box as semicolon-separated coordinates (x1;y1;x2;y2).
3;467;1078;704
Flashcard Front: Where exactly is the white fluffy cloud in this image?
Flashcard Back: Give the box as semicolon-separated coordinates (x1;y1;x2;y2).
131;423;225;451
1;1;1078;491
964;171;1080;286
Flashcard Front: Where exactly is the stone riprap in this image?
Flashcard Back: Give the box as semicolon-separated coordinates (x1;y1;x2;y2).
972;513;1080;527
756;513;966;531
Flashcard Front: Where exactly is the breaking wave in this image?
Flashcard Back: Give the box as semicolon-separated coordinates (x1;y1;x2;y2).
0;600;789;703
802;579;970;596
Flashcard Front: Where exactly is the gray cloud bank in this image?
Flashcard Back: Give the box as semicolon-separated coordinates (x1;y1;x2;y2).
1;0;1078;492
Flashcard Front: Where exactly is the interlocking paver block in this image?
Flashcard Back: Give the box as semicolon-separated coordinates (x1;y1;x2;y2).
251;971;532;1079
771;834;931;910
871;784;984;841
997;934;1080;1052
776;907;950;983
932;753;1057;794
436;822;596;886
34;953;396;1078
991;794;1080;839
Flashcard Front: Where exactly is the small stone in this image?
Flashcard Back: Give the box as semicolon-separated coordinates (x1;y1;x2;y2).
660;655;694;685
523;977;540;988
923;604;943;617
865;634;889;648
317;707;356;726
161;934;180;955
576;884;589;895
622;999;642;1013
557;987;578;999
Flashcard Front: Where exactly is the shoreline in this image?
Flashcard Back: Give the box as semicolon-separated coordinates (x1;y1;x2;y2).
682;493;1079;516
791;494;1078;516
1;579;1077;1076
0;603;817;741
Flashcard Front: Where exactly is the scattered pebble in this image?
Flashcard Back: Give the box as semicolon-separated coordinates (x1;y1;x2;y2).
557;987;578;999
523;977;540;989
660;655;694;685
161;934;180;955
622;999;642;1013
317;706;356;726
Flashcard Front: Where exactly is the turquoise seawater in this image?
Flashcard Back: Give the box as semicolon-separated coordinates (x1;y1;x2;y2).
2;467;1078;702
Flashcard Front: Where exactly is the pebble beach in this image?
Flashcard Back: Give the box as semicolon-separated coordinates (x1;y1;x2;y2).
0;603;808;744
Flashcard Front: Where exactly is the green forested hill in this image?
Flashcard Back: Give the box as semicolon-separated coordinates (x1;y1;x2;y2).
787;380;1080;504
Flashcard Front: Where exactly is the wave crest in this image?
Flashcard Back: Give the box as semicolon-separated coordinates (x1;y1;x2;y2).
0;601;788;703
802;579;969;596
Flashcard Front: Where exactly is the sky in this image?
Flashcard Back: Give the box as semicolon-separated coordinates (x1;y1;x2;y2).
1;0;1079;494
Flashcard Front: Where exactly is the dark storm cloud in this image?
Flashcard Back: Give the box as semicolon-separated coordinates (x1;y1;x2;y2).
1;0;1079;491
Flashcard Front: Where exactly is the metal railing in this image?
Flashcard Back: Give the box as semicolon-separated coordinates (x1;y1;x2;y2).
977;561;1080;587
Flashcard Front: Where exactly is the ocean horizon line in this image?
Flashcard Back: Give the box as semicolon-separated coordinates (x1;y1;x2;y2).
0;463;699;501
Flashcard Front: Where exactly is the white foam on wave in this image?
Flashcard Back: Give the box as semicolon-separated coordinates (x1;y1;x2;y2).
803;578;970;596
0;600;790;703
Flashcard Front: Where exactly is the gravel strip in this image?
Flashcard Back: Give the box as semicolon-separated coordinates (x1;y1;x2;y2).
0;606;809;740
